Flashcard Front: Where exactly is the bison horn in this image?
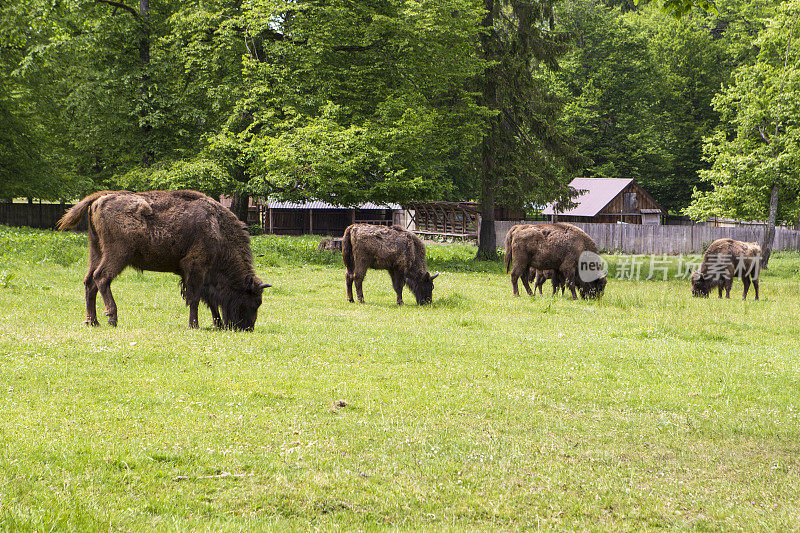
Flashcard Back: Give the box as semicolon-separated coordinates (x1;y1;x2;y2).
259;283;272;289
429;272;439;280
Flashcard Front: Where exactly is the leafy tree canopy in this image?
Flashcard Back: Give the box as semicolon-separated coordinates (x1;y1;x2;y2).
686;0;800;222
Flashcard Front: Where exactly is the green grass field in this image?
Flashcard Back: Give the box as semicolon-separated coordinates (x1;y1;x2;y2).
1;226;800;531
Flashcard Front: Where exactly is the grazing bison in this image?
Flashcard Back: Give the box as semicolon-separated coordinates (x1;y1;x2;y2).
691;238;761;300
343;224;438;305
531;269;566;296
318;238;343;252
505;223;606;299
57;190;270;330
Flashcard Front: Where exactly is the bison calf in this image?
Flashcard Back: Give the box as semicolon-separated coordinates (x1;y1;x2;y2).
691;238;761;300
58;190;270;330
342;224;438;305
531;269;566;296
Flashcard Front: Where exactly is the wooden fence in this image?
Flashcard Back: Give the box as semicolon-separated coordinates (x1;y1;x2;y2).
0;202;87;230
494;221;800;255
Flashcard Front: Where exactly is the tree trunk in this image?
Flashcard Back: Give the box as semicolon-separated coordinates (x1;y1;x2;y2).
761;180;780;268
230;192;250;224
476;139;498;260
475;0;499;260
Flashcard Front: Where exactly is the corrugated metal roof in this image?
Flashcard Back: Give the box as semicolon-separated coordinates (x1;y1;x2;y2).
267;200;402;210
541;178;633;217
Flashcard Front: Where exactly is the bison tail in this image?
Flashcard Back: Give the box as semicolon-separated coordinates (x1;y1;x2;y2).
56;191;111;230
342;225;355;273
504;228;514;273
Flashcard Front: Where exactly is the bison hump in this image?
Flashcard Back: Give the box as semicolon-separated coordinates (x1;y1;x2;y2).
130;196;153;217
93;193;153;218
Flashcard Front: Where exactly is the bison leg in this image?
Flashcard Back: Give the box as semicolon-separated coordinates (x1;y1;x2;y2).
92;257;127;327
185;287;204;329
354;277;365;303
208;304;223;328
520;273;534;297
510;261;533;296
533;271;545;295
742;277;751;300
83;232;102;326
553;273;565;297
346;272;355;303
562;269;579;300
84;268;100;327
180;255;209;328
510;271;520;296
188;301;200;329
724;278;732;298
350;267;367;303
84;272;100;326
753;279;760;300
390;269;405;305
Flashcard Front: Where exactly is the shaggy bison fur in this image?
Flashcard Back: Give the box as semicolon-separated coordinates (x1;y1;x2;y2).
58;190;270;330
691;238;761;300
343;224;438;305
505;223;606;299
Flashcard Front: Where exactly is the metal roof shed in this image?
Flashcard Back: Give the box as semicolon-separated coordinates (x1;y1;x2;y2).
263;200;407;236
542;178;665;225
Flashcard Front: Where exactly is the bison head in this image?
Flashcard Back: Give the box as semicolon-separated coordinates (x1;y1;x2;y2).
406;272;439;305
690;270;710;297
579;274;607;299
221;275;271;331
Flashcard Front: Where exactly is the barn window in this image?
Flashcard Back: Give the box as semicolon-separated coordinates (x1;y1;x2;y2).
623;192;638;212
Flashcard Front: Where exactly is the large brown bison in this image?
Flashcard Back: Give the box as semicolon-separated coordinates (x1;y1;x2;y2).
58;190;270;330
691;238;761;300
343;224;438;305
505;223;606;299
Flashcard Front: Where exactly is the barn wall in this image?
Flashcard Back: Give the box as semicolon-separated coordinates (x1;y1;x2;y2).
597;183;662;220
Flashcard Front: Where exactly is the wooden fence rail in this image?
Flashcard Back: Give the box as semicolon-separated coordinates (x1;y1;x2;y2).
494;221;800;255
4;202;800;255
0;202;88;230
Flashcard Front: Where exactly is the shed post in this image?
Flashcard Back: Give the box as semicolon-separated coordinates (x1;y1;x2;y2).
309;208;313;235
268;207;274;234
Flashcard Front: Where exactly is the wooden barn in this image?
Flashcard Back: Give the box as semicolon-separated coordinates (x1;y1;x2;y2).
542;178;665;225
262;200;410;236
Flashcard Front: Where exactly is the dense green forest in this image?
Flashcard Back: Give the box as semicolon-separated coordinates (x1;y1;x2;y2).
1;0;798;241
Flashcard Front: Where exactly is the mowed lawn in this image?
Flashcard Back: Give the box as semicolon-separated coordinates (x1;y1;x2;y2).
1;228;800;531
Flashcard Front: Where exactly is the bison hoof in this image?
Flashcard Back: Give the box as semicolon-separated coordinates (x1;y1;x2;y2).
84;318;100;327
